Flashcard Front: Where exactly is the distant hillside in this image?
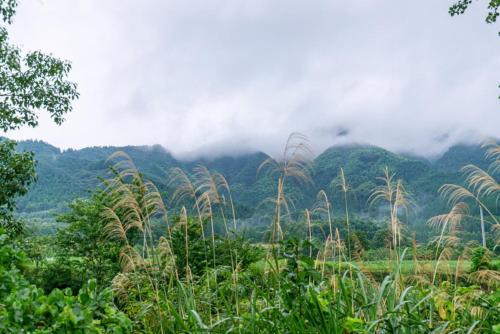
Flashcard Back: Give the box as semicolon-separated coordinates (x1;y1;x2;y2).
433;144;490;172
13;140;493;232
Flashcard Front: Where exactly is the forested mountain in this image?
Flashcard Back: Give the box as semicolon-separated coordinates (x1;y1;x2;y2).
13;139;491;231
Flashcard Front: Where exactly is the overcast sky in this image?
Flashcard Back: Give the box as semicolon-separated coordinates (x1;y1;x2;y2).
4;0;500;158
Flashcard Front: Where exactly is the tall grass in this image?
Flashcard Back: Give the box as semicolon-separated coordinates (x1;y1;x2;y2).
97;140;499;333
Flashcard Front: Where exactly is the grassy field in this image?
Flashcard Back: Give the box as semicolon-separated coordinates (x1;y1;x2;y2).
250;258;500;277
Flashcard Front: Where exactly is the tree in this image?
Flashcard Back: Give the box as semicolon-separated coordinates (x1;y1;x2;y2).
0;228;132;332
53;193;122;289
449;0;500;26
0;139;35;235
0;1;79;131
0;0;78;234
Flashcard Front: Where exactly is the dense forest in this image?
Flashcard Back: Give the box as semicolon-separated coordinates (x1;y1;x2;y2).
13;139;497;248
0;0;499;333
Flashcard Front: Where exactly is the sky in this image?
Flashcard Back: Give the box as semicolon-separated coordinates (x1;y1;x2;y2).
4;0;500;159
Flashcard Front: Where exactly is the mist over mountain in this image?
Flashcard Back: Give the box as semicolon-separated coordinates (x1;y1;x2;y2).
13;139;493;235
8;1;499;159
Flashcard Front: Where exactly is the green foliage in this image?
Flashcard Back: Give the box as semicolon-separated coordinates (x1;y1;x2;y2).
55;194;122;286
0;0;16;24
10;143;500;332
0;0;78;236
25;193;123;293
470;246;496;272
171;217;263;277
0;229;132;333
0;0;79;131
30;258;88;294
2;0;497;330
0;139;35;211
0;139;35;236
450;0;500;24
13;140;494;246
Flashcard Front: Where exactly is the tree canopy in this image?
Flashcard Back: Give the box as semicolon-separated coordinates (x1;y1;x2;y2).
0;0;78;131
0;0;78;235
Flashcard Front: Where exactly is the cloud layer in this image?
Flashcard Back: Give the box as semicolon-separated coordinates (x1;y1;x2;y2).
6;0;500;158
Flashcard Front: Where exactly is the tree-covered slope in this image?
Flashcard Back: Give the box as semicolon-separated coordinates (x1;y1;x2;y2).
13;140;490;229
433;144;490;172
312;145;432;213
15;141;182;215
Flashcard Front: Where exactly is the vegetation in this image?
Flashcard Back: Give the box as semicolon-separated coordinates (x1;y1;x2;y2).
0;230;131;332
450;0;499;29
0;138;35;236
14;140;496;244
0;0;498;332
4;135;499;333
0;0;77;238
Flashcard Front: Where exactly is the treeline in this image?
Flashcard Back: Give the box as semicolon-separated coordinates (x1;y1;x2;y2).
14;139;498;244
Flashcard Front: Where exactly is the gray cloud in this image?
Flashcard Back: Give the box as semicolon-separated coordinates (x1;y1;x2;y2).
5;0;500;158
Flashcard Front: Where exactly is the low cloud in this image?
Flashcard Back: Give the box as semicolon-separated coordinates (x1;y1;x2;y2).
5;0;500;159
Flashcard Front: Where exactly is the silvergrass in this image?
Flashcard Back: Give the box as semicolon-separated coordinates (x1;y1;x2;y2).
91;140;500;333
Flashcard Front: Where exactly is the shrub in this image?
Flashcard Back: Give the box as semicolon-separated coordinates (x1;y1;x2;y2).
0;229;132;333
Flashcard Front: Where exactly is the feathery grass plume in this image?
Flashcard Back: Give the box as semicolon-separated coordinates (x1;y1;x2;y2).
369;167;411;262
192;165;221;247
178;206;192;281
439;183;498;248
192;166;239;320
256;133;314;303
167;166;211;283
111;272;133;305
101;152;180;333
261;176;292;243
368;168;411;299
461;164;500;199
313;189;334;259
469;269;500;288
318;233;334;279
339;169;350;232
189;165;239;314
168;167;204;223
193;165;222;203
196;192;216;269
193;165;236;245
438;141;500;250
333;227;344;291
258;132;313;185
330;168;353;261
119;244;143;273
258;132;313;243
428;202;468;265
157;236;174;270
53;141;500;331
193;166;239;274
105;154;166;259
192;165;222;275
211;171;238;232
483;140;500;174
428;202;469;233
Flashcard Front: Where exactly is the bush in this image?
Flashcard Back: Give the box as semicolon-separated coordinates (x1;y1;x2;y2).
0;229;132;333
171;217;263;277
27;258;87;294
470;247;494;272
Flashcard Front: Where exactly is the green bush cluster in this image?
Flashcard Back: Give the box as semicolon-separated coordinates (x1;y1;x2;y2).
0;231;132;333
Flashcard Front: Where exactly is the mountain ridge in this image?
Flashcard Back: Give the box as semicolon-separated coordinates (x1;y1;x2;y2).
12;139;492;233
